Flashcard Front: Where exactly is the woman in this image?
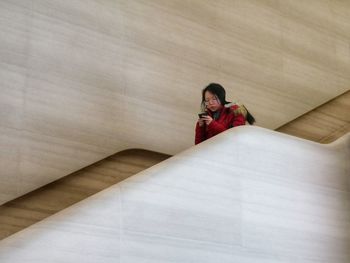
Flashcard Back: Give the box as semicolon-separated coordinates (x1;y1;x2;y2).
195;83;255;144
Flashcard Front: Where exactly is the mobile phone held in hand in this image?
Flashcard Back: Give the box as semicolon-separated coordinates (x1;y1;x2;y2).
198;112;208;118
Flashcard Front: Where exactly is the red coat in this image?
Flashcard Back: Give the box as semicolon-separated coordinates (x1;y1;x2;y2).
195;104;246;145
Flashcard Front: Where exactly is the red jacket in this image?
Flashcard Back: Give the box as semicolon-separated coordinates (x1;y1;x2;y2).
195;104;246;145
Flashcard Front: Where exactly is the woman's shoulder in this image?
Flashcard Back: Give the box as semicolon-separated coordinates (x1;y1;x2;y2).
224;102;247;117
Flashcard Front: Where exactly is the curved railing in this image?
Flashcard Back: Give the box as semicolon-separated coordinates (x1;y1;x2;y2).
0;126;349;262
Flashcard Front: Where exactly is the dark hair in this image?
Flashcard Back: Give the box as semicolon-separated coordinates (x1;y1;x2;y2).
242;105;256;125
201;83;255;125
201;83;227;110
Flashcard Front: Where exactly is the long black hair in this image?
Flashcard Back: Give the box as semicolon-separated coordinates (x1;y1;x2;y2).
201;83;255;125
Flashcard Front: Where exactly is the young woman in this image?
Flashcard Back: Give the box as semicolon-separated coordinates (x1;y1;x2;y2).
195;83;255;144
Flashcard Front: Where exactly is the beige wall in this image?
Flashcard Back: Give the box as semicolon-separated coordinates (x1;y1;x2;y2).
1;0;350;204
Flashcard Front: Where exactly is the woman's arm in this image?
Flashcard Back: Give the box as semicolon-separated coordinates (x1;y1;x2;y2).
230;104;246;127
195;122;206;144
232;114;246;127
207;120;227;135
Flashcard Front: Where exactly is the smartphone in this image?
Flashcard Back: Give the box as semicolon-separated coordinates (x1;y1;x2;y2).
198;112;208;118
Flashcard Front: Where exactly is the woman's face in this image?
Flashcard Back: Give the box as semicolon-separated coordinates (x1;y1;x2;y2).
204;91;222;112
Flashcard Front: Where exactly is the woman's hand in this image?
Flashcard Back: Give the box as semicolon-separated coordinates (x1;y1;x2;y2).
202;115;213;126
198;117;205;127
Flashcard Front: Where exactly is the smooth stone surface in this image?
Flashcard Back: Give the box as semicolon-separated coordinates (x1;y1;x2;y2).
0;126;349;262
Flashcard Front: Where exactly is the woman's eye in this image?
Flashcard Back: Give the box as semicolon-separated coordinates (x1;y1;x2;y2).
205;98;217;103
